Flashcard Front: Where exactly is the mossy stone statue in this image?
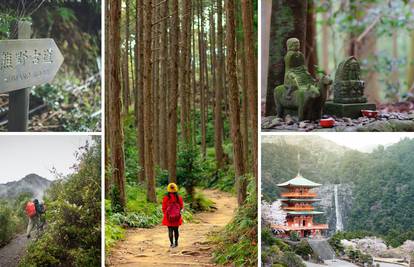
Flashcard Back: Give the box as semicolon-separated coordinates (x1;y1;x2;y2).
324;56;376;118
274;38;332;121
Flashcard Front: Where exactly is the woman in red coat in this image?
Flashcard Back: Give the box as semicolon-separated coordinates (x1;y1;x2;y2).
162;183;184;248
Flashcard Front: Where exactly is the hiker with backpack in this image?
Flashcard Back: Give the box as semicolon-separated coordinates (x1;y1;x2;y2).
162;183;184;248
26;199;46;238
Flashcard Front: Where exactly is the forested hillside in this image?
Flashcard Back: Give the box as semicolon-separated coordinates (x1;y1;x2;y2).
262;136;414;246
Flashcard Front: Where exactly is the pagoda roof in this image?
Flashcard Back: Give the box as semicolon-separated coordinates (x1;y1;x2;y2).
286;211;324;215
280;198;321;202
277;173;321;188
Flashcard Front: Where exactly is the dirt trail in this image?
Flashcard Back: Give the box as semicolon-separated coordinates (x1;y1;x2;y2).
108;189;237;267
0;233;28;267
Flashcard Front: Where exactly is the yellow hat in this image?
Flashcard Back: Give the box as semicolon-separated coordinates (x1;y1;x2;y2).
167;183;178;193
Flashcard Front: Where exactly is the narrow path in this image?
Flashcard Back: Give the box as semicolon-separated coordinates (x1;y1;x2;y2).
108;189;237;267
0;233;28;267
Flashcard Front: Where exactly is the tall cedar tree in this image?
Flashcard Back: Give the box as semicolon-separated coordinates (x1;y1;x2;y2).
108;0;126;209
136;0;145;183
241;0;258;183
215;0;225;169
226;0;247;206
180;0;191;143
168;0;179;182
143;0;156;202
159;0;168;169
123;0;130;114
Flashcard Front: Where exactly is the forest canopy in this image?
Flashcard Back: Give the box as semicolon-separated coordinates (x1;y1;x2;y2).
262;136;414;247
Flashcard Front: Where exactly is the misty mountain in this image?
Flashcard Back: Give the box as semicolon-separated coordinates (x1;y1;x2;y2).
0;174;52;200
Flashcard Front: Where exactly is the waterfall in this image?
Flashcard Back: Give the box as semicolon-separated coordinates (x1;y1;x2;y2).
334;184;343;231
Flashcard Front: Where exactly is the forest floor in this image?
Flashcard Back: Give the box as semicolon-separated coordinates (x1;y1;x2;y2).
262;100;414;132
108;189;237;267
0;233;28;267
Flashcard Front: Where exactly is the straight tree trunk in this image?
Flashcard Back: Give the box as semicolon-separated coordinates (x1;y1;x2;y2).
321;6;330;73
153;2;160;166
108;0;126;209
105;0;111;195
159;0;168;169
305;0;317;78
143;0;157;202
198;0;207;158
168;0;179;182
136;0;145;183
191;9;198;145
179;0;191;144
123;0;130;114
241;0;258;181
226;0;246;206
216;0;225;168
348;2;380;104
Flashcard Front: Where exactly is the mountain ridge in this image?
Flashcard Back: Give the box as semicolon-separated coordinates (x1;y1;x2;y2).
0;173;52;200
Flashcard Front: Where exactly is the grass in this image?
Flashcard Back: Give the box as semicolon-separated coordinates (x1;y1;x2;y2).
210;180;257;266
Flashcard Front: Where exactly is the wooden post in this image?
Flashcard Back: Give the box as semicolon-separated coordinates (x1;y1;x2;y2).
8;21;32;132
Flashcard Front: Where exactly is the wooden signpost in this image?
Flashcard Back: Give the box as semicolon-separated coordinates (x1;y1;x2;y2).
1;21;64;131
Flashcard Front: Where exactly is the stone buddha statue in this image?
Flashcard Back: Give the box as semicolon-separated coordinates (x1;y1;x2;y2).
333;56;366;104
274;38;332;121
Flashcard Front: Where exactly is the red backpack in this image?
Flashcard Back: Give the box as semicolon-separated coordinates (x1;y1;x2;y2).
25;201;36;218
166;198;181;224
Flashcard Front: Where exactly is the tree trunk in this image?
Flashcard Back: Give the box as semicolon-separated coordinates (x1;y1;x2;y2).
215;0;225;168
226;0;246;206
305;0;317;78
159;0;168;169
241;0;258;182
143;0;156;203
179;0;191;144
265;0;308;116
198;0;207;158
108;0;126;209
168;0;179;182
321;6;330;73
136;0;145;183
123;0;130;114
105;0;111;195
153;2;160;166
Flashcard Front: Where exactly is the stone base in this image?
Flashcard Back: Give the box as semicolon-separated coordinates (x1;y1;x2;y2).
324;101;376;119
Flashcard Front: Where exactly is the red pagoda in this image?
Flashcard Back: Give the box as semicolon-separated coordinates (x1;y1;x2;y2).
272;173;328;238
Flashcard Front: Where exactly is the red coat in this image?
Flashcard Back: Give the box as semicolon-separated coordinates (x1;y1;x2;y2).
162;193;184;227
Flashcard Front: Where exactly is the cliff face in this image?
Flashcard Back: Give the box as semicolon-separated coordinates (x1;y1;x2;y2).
0;174;52;200
314;183;354;235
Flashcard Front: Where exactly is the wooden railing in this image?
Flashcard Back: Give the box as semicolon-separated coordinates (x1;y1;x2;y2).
281;192;317;198
271;224;329;231
283;206;315;211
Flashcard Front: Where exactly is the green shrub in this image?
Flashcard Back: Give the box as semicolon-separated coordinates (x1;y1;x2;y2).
293;240;313;258
177;143;205;200
189;191;216;212
20;140;101;266
211;179;257;266
105;221;125;252
280;251;306;267
0;203;17;247
289;231;299;241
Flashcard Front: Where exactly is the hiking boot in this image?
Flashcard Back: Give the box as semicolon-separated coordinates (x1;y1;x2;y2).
27;234;30;239
170;243;175;248
175;242;178;247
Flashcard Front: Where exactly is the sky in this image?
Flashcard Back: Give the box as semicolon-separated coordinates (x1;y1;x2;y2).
317;132;414;152
0;135;93;183
262;132;414;153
